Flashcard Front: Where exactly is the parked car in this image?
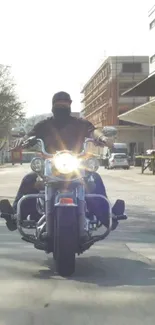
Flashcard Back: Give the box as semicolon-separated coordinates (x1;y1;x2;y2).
107;153;130;169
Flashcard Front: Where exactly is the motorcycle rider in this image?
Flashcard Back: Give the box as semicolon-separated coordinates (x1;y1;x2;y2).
0;91;113;231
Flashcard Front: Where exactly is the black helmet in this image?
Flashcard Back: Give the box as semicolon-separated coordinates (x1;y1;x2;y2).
52;91;72;106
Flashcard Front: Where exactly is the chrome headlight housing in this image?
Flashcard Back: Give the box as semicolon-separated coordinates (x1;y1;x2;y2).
53;152;80;174
30;157;44;173
84;157;100;172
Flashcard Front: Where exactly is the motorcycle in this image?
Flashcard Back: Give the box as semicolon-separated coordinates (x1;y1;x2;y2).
0;126;127;277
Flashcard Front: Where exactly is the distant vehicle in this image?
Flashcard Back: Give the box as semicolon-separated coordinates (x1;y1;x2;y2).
107;153;130;169
103;143;129;168
108;143;128;156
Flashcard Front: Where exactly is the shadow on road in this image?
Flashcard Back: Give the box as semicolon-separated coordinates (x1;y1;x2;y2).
1;198;155;289
30;255;155;288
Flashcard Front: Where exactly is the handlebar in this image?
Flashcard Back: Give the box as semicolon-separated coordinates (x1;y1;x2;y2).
28;138;96;157
31;138;53;157
9;137;104;155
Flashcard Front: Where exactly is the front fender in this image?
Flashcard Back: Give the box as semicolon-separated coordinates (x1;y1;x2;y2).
54;191;78;207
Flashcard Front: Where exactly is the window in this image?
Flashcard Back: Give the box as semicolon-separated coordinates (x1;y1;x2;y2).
149;19;155;29
122;62;142;73
150;55;155;64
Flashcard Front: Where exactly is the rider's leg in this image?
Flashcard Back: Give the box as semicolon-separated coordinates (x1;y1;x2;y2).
86;171;107;197
85;172;110;227
0;172;39;230
13;172;38;214
92;171;107;196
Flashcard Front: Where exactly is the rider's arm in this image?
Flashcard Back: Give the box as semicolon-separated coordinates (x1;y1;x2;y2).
85;120;113;148
91;129;105;141
12;122;43;149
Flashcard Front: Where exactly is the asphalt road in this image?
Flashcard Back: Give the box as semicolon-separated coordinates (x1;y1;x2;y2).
0;164;155;325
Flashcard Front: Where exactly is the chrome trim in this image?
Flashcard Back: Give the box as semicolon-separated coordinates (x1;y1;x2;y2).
33;138;97;182
16;194;45;237
80;138;95;156
36;137;95;157
36;138;53;157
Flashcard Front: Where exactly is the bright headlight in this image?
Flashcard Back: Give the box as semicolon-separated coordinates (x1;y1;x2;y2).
30;157;44;173
54;153;79;174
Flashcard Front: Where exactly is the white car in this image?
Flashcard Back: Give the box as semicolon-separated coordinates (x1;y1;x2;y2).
108;153;129;169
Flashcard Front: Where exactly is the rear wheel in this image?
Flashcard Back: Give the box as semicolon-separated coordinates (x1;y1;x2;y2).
53;206;78;277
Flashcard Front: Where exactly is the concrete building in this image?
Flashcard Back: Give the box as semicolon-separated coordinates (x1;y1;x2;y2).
119;5;155;149
81;56;152;156
149;5;155;74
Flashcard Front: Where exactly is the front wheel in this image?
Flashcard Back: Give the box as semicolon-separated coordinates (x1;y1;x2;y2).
53;206;78;277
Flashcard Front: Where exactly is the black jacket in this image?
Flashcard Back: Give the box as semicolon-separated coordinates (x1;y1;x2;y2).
28;116;96;153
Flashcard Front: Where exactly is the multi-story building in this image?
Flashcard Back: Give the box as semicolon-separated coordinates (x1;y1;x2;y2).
149;5;155;74
81;56;149;127
81;56;152;156
119;4;155;149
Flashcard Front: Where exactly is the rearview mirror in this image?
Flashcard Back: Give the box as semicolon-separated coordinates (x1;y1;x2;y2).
102;126;117;138
11;127;26;138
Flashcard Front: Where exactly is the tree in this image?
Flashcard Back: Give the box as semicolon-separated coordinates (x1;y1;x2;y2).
24;113;51;133
0;65;25;141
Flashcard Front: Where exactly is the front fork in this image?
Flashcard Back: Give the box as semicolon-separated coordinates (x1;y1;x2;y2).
45;186;54;238
45;183;87;239
76;183;89;236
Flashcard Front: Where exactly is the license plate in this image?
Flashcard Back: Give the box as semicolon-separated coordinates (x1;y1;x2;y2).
116;159;127;163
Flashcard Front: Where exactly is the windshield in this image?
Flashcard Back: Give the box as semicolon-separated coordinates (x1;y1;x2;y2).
111;147;128;154
113;154;127;159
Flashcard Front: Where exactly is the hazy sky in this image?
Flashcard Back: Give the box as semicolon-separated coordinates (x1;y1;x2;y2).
0;0;154;116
